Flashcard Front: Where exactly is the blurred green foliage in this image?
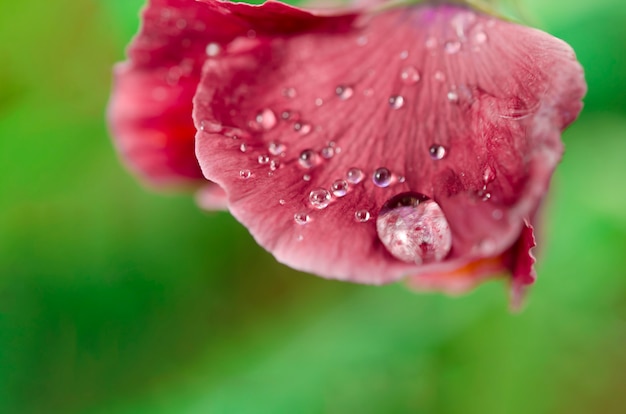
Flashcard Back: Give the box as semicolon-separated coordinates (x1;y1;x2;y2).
1;0;625;413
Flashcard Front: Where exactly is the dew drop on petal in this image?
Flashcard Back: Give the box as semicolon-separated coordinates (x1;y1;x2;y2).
447;90;459;102
335;85;354;100
444;41;461;54
315;98;324;107
399;50;409;60
429;144;446;160
283;87;296;98
255;108;277;130
303;174;311;182
320;146;334;159
205;42;221;57
346;168;364;184
389;95;405;109
309;188;331;209
258;155;269;164
239;143;247;153
294;212;309;225
239;169;251;179
294;122;312;135
281;110;291;120
475;31;488;44
270;159;280;171
425;37;437;49
355;209;370;222
373;167;392;188
279;199;286;206
400;67;420;85
299;149;317;168
357;35;368;46
434;71;445;82
331;180;348;197
268;141;285;156
376;192;452;264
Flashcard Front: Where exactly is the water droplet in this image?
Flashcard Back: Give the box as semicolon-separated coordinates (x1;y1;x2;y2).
294;212;310;225
206;42;221;57
199;120;222;133
239;169;251;179
335;85;354;100
294;122;312;135
483;166;496;183
270;159;280;171
303;174;311;182
355;210;370;222
268;141;285;156
280;110;291;120
239;143;247;152
444;41;461;54
376;192;452;264
258;155;269;164
346;168;364;184
425;37;437;49
389;95;405;109
357;35;368;46
400;67;420;85
309;188;331;209
296;234;304;242
299;149;317;168
247;29;257;39
434;71;445;82
279;199;286;206
447;90;459;102
492;209;503;220
398;176;406;183
283;87;296;98
315;98;324;107
429;144;446;160
399;50;409;60
373;167;392;187
320;146;334;159
255;108;277;130
475;31;487;44
331;180;348;197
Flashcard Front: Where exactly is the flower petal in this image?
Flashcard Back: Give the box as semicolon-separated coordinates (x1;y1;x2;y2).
193;2;585;284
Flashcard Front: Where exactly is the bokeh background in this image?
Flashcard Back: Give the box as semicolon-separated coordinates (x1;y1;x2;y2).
1;0;625;412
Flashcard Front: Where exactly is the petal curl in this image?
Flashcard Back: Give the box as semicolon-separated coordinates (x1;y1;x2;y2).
193;2;586;284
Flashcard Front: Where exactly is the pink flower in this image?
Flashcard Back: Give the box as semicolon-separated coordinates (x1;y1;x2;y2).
108;0;586;304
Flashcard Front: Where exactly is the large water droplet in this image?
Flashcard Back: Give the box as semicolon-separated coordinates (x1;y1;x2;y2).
309;188;331;209
335;85;354;100
294;212;309;225
346;168;364;184
429;144;446;160
255;108;277;130
205;42;221;57
331;180;348;197
299;149;317;168
400;67;420;85
355;210;370;222
376;192;452;264
388;95;405;109
373;167;392;187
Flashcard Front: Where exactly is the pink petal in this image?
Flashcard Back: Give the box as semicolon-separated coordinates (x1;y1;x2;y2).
193;2;586;285
108;0;239;188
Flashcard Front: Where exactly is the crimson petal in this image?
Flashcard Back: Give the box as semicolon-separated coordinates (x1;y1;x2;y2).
193;1;586;284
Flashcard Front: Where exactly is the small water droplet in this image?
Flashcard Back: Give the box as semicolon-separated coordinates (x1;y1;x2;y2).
429;144;446;160
492;209;503;220
279;199;286;206
398;176;406;183
447;90;459;102
294;212;310;225
425;37;437;49
373;167;392;187
483;166;496;183
309;188;331;209
303;174;311;182
400;67;420;85
247;29;256;39
299;149;317;168
346;168;364;184
389;95;405;109
239;169;251;179
270;159;280;171
355;210;370;222
280;110;291;120
255;108;277;130
434;71;445;82
357;35;368;46
283;87;296;98
199;120;222;133
205;42;221;57
268;141;285;156
239;143;247;152
444;41;461;54
320;146;334;159
335;85;354;100
331;180;348;197
376;192;452;264
475;31;487;44
258;155;269;164
294;122;312;135
296;234;304;242
315;98;324;107
399;50;409;60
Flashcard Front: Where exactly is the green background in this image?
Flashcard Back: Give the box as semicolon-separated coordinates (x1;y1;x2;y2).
1;0;625;413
